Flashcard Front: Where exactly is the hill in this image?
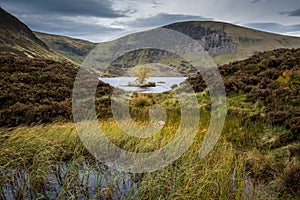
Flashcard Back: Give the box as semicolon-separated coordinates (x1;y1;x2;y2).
164;21;300;65
34;32;96;64
33;21;300;68
0;8;112;126
74;21;300;76
1;7;299;67
0;7;66;61
0;56;112;127
189;48;300;146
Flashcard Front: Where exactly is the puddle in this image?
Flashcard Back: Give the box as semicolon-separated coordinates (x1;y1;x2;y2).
244;176;277;199
1;161;136;199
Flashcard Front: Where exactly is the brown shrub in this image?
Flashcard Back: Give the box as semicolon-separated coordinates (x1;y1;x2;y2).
284;165;300;195
0;56;113;126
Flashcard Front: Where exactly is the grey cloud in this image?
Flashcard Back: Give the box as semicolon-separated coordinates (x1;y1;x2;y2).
0;0;126;18
251;0;261;4
282;8;300;17
152;0;164;8
126;13;213;28
152;0;163;5
18;15;123;39
244;22;300;33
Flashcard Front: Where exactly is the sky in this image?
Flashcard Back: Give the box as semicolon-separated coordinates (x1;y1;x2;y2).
1;0;300;42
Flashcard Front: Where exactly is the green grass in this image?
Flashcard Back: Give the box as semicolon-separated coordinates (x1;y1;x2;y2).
213;53;237;66
0;80;299;199
0;88;299;199
1;104;298;199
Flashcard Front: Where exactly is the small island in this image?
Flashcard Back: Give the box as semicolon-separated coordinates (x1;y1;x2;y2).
128;65;156;87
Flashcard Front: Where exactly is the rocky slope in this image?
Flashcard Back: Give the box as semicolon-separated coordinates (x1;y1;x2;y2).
164;22;237;56
166;21;300;64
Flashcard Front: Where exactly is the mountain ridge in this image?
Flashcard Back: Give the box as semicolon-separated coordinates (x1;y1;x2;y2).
163;21;300;64
35;20;300;66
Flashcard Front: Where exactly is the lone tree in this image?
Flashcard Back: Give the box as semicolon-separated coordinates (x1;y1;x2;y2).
134;65;152;85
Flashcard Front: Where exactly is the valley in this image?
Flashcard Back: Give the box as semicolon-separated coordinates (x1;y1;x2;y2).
0;6;299;199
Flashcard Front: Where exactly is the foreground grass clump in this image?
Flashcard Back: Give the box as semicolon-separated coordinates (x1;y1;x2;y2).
0;124;135;199
130;136;247;199
0;123;88;168
2;108;298;199
0;123;90;198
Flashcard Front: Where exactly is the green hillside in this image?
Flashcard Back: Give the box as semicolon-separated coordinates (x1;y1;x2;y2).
35;32;96;65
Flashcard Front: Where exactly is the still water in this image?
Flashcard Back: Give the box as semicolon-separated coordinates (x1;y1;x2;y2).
99;77;188;93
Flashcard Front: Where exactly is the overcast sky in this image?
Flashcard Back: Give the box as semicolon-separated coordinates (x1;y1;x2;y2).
1;0;300;42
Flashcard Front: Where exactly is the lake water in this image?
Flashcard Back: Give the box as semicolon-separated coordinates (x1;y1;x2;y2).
100;77;188;93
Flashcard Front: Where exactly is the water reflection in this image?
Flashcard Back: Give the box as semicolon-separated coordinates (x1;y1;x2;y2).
100;77;187;93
